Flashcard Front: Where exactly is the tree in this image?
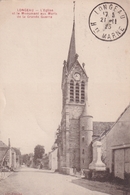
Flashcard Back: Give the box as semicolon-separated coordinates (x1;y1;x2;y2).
12;147;22;165
34;145;45;165
21;154;29;165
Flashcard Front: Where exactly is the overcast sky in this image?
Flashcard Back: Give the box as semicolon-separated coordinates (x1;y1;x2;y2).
0;0;130;154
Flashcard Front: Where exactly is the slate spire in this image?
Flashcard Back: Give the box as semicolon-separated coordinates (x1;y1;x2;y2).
67;1;76;71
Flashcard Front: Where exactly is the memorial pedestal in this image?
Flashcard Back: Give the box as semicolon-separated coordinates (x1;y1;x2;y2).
89;141;106;171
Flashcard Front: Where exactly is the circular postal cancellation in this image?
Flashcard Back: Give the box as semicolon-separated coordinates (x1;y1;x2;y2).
89;2;128;41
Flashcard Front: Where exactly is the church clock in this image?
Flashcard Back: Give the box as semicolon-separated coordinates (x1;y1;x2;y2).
73;73;81;81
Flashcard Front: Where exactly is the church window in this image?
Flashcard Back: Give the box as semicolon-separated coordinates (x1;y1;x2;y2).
81;81;85;103
82;159;84;164
82;137;85;142
82;149;84;154
82;126;84;131
70;80;74;102
75;83;79;102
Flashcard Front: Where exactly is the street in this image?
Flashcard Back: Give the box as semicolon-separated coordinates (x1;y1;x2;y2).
0;167;110;195
0;167;130;195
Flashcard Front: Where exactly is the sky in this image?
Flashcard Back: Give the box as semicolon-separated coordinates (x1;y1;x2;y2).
0;0;130;154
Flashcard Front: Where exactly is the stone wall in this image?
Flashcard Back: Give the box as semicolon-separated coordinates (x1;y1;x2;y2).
80;116;93;169
69;119;80;169
66;105;84;119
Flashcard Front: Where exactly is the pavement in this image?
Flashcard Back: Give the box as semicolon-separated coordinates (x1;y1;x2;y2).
0;167;129;195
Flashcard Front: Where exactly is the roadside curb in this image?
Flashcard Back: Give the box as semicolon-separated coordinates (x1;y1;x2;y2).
71;177;130;195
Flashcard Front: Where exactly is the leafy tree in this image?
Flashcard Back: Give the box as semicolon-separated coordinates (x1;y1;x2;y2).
21;154;29;165
12;147;22;164
27;153;34;167
34;145;45;165
21;153;34;167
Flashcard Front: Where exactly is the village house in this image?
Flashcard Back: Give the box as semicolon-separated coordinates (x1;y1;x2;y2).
48;143;58;171
0;139;21;171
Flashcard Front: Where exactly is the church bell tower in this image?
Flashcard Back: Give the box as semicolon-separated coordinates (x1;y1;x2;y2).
60;2;89;173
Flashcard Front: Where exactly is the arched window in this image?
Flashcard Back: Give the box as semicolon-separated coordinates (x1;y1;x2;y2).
82;137;85;142
82;126;84;131
70;80;74;102
75;83;79;103
81;81;85;103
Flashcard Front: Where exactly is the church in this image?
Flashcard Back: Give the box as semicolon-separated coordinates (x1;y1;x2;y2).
58;9;92;173
56;5;112;174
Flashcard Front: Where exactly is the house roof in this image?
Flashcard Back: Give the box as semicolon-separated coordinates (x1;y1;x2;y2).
100;104;130;138
0;141;8;148
0;147;9;163
12;147;21;155
114;104;130;124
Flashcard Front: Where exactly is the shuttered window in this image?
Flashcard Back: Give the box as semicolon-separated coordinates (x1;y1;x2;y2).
81;81;85;103
75;83;79;102
70;80;74;102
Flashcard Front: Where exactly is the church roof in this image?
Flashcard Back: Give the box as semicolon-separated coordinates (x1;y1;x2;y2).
62;2;88;84
66;2;88;78
67;21;76;71
66;2;77;72
93;122;114;136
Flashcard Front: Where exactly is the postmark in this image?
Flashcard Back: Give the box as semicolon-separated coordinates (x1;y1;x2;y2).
89;2;128;41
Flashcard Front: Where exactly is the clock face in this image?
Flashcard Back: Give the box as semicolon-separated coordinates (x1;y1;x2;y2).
74;73;81;81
